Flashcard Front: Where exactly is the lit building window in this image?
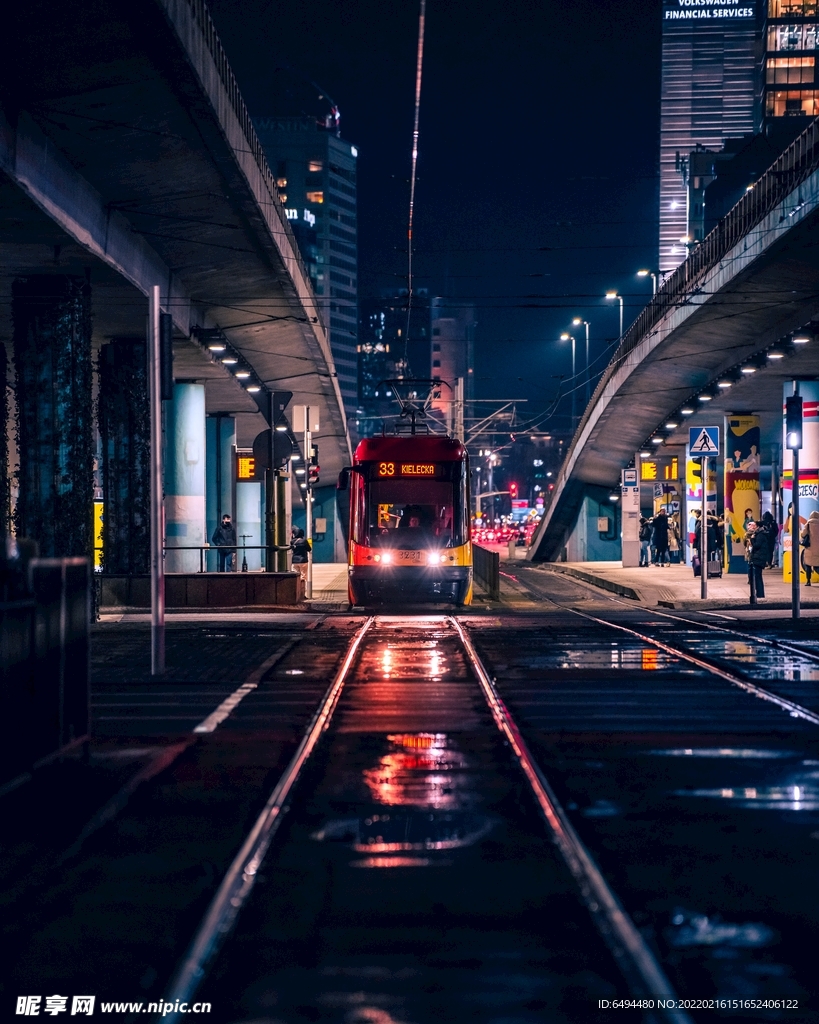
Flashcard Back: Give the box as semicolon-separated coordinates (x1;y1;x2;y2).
766;88;819;114
279;194;288;203
276;177;287;188
305;191;324;204
768;23;819;51
766;56;815;83
769;0;818;16
308;160;324;172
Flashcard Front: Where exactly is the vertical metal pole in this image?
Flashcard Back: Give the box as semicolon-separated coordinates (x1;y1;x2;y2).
455;376;464;441
571;337;576;432
584;323;590;409
148;285;165;675
793;444;801;621
305;408;313;599
700;456;707;601
275;470;287;571
284;459;292;567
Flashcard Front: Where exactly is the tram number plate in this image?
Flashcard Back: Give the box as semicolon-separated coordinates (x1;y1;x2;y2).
397;550;422;563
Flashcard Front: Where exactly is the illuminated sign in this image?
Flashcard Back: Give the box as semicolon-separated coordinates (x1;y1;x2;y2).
663;0;755;22
284;208;298;221
641;456;679;481
303;209;316;227
237;450;262;481
375;462;439;478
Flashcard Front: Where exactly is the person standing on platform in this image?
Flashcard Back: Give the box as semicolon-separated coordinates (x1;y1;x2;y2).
652;510;670;566
212;513;237;572
744;521;767;601
291;527;310;581
801;510;819;586
759;511;778;569
639;517;652;567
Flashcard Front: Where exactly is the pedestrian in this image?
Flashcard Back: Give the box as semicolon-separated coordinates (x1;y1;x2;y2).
744;521;767;602
800;509;819;586
668;514;681;564
291;527;310;580
211;513;237;572
639;517;652;567
759;511;778;568
652;509;670;566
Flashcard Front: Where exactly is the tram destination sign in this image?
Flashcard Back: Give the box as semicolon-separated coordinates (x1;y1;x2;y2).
374;461;442;478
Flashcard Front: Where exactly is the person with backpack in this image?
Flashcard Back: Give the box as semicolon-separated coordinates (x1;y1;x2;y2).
639;517;652;567
291;527;311;580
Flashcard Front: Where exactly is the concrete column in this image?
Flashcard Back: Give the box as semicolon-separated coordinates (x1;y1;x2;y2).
98;339;150;574
206;415;235;571
165;383;206;573
236;481;263;570
12;275;93;557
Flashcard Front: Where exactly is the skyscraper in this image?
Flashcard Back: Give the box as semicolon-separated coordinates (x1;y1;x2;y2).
659;1;760;274
254;117;359;424
429;299;476;422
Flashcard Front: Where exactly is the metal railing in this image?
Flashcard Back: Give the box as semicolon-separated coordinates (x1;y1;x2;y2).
1;558;90;787
473;544;500;601
161;544;294;574
565;116;819;479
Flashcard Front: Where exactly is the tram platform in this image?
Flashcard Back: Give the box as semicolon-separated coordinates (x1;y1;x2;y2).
532;560;819;610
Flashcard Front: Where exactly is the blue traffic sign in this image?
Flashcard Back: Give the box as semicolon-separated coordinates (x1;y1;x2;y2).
689;425;719;455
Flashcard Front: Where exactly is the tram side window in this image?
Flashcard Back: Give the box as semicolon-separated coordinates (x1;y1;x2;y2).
359;476;463;547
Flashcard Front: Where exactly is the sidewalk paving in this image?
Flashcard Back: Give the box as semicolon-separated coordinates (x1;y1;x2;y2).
537;560;819;609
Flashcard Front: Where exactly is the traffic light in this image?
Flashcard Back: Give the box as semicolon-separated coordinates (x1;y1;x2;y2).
786;395;803;450
308;444;320;485
510;482;518;499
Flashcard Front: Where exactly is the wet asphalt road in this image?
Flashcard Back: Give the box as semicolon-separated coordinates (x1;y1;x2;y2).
4;577;819;1022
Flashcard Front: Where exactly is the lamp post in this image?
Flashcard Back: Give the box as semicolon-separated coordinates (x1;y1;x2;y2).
637;269;657;296
571;317;590;408
560;332;576;431
605;291;623;345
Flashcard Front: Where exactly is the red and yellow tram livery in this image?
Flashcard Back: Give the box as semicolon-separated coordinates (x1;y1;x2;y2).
341;435;472;606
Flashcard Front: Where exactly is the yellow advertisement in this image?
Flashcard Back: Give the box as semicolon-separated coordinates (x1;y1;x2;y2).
94;500;104;569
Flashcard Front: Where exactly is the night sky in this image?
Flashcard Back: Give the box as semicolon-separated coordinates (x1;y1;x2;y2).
207;0;661;432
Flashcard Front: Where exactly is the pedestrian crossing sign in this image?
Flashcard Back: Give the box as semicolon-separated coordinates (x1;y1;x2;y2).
689;425;719;455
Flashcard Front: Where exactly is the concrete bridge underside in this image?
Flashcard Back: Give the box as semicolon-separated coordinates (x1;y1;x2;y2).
531;146;819;562
0;0;349;469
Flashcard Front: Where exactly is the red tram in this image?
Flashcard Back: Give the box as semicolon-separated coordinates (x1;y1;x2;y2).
339;434;473;606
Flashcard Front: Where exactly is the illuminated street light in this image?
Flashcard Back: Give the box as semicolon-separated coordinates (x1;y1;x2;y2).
680;407;694;415
571;317;591;407
793;336;811;344
637;269;657;296
768;351;785;360
559;333;577;431
605;291;623;344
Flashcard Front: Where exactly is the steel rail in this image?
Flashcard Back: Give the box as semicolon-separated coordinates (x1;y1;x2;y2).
450;617;693;1023
525;568;819;726
159;617;375;1022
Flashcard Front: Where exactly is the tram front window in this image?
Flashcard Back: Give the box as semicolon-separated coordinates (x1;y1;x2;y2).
362;477;464;549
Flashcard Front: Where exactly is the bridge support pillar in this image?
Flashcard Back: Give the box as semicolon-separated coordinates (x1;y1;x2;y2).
165;383;206;573
98;339;150;574
12;275;93;557
206;415;235;571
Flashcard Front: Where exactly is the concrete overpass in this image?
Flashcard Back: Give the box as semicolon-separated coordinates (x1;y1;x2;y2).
530;118;819;562
1;0;350;472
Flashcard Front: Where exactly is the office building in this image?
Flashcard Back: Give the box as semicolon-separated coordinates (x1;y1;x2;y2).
254;117;359;423
763;1;819;121
429;299;476;421
659;0;760;273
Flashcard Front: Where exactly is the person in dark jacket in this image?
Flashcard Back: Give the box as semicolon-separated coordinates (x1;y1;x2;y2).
652;510;670;566
291;528;310;579
639;517;652;567
759;511;778;568
744;521;767;600
211;514;237;572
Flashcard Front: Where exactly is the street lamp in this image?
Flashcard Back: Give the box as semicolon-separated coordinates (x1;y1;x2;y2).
605;291;623;345
637;269;657;296
571;317;590;407
560;332;576;430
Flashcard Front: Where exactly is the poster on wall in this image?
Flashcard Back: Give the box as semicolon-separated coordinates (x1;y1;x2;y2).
685;457;717;565
724;415;760;574
783;381;819;582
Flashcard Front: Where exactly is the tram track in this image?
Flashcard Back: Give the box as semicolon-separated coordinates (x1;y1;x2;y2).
160;615;690;1024
510;565;819;730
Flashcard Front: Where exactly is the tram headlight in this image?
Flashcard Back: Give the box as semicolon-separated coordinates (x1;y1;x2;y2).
427;552;448;565
374;552;392;565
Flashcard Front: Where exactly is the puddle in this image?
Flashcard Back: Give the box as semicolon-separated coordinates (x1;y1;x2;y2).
362;734;476;810
675;778;819;809
651;748;796;759
672;636;819;683
666;909;776;949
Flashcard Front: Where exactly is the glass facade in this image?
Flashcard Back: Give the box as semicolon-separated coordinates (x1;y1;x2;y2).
659;0;759;274
763;0;819;119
